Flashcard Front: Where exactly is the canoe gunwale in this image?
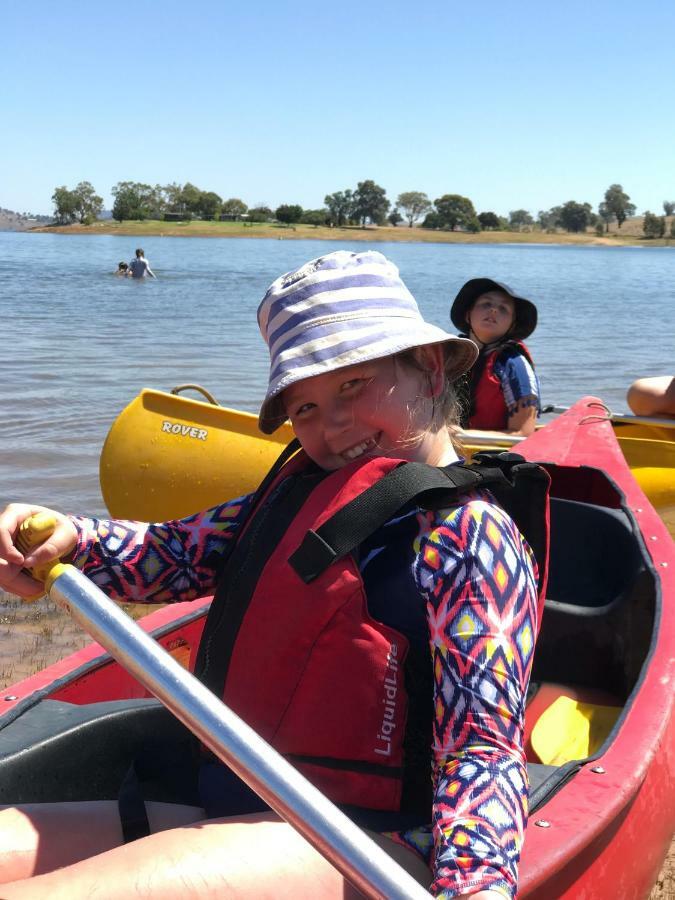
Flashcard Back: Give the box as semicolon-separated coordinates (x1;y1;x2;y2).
0;599;211;727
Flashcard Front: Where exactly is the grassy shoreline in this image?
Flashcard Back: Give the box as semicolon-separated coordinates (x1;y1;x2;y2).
28;218;675;248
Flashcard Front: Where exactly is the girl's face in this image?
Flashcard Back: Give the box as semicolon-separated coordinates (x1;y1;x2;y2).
283;348;453;470
466;291;516;344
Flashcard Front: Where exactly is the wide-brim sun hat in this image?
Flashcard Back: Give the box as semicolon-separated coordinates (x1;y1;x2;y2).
257;250;478;434
450;277;538;341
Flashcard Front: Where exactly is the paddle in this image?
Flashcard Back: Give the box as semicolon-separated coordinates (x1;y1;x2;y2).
18;516;431;899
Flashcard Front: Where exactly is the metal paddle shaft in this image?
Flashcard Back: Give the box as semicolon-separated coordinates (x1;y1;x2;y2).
46;565;431;899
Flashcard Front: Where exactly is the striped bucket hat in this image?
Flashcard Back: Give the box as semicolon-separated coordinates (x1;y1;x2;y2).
257;250;478;434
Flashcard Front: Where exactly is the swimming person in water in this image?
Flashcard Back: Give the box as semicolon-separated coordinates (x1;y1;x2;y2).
0;250;543;899
128;248;156;279
450;278;541;437
114;261;129;276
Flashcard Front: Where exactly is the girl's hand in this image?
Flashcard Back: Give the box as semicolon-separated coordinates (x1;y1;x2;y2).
0;504;77;598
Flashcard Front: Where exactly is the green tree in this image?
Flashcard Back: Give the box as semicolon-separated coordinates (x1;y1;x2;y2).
353;180;390;226
558;201;593;233
51;186;78;224
388;208;403;227
597;202;614;233
275;204;303;224
509;209;534;230
159;182;204;218
111;181;158;221
220;198;247;219
396;191;431;227
300;208;329;226
421;211;442;229
602;184;636;229
537;207;561;231
180;182;203;215
147;184;167;218
478;211;500;230
248;206;273;222
196;191;222;219
663;201;675;216
434;194;477;231
72;181;103;224
643;211;666;238
324;190;354;227
162;182;185;213
112;186;140;222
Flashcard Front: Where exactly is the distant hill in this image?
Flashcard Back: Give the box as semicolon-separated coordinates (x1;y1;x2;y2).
0;207;53;231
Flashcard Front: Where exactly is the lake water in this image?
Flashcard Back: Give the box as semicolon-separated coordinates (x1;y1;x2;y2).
1;231;673;517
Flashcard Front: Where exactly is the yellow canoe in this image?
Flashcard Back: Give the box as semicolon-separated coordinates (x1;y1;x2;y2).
100;386;675;535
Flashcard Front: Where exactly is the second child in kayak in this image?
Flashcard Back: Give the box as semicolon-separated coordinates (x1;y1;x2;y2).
451;278;541;436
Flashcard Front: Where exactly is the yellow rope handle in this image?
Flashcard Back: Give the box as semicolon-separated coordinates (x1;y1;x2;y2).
170;384;220;406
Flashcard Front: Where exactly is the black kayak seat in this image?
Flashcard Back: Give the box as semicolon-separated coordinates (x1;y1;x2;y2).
546;498;642;610
0;699;190;803
0;698;558;812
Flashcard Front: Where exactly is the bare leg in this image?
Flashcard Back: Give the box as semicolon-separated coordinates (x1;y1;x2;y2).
626;376;675;418
0;800;204;883
0;813;431;899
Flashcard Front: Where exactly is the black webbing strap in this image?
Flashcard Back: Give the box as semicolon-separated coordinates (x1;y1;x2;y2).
194;438;324;693
118;761;151;843
118;738;200;844
245;437;303;512
289;461;510;583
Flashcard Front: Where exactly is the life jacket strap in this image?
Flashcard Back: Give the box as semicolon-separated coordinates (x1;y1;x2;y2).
289;454;543;584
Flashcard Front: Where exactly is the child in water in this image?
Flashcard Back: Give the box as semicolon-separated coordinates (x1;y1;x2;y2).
451;279;541;436
0;251;541;899
115;261;129;276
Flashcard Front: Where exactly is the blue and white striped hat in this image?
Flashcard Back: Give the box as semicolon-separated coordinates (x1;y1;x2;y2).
257;250;478;433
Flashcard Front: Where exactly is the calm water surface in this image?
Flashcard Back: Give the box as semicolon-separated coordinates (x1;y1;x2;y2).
1;232;673;516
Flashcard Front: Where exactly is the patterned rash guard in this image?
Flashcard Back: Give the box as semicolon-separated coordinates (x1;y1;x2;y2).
70;487;538;900
494;346;541;417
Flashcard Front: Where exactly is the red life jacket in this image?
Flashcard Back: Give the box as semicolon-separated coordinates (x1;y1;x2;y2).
194;448;550;815
470;340;535;430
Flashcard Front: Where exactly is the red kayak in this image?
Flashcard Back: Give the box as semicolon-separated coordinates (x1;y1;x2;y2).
1;397;673;897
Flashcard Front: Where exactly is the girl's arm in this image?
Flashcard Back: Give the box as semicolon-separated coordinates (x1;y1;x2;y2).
416;496;539;900
70;495;253;604
500;352;540;436
504;401;538;436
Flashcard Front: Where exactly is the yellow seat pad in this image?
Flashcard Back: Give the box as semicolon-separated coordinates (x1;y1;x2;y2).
530;695;621;766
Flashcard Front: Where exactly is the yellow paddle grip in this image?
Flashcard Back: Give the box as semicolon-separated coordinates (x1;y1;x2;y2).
16;513;64;600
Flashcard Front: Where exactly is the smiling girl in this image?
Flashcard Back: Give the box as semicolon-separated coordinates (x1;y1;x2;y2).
0;251;543;900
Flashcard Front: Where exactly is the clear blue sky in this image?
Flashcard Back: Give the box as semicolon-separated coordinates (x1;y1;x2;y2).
2;0;673;218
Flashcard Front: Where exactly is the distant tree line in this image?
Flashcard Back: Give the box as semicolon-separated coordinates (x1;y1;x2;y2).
50;179;674;238
0;207;52;223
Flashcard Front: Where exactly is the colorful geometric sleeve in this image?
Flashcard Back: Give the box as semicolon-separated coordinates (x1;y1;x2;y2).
69;494;252;604
412;496;539;898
